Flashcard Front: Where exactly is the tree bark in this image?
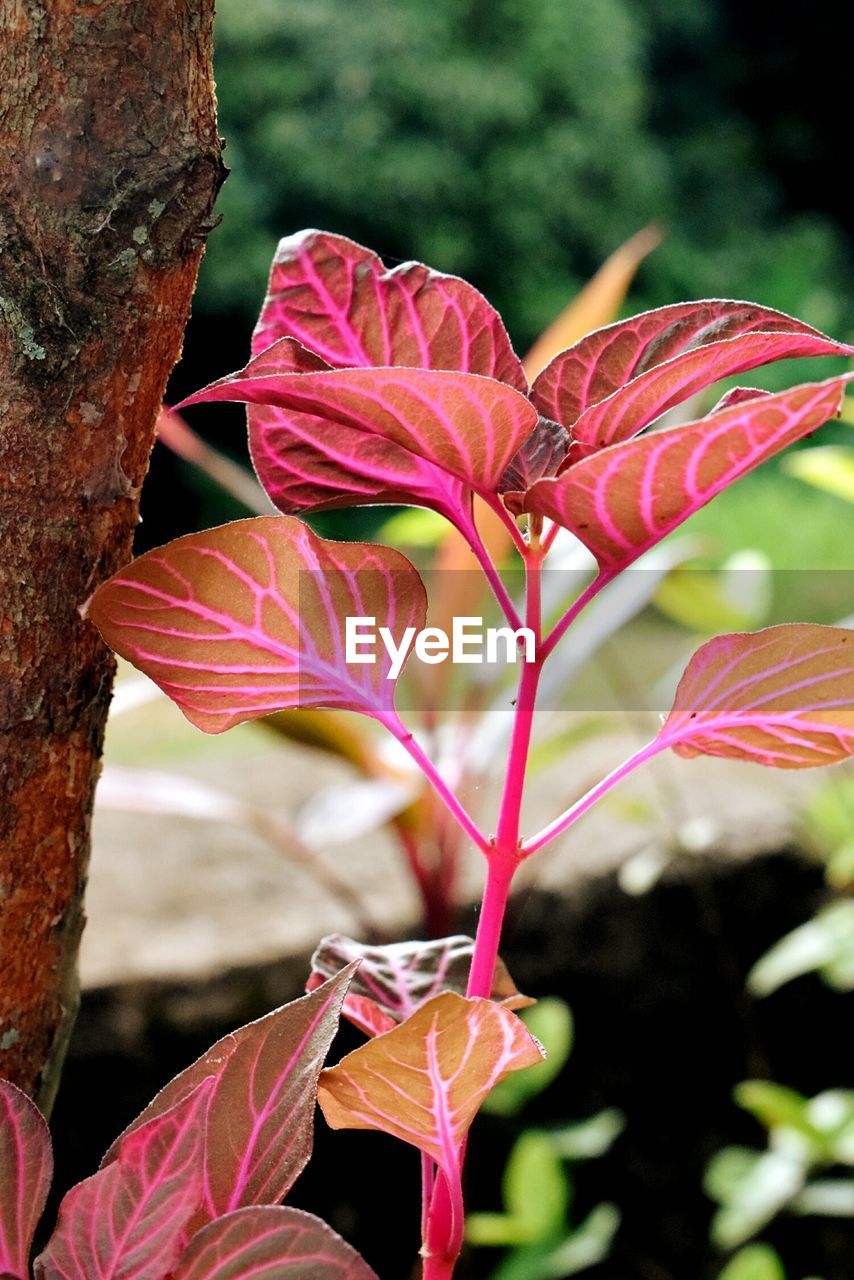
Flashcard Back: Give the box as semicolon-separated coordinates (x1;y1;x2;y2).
0;0;225;1105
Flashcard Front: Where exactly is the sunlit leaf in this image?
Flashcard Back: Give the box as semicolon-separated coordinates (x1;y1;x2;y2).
308;935;533;1038
252;229;527;390
317;993;543;1180
658;624;854;769
36;1081;213;1280
86;516;427;733
522;226;662;380
524;375;852;569
173;1205;377;1280
102;970;356;1228
530;299;850;432
0;1082;53;1280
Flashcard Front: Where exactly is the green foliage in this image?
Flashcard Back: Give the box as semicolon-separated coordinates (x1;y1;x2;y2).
706;1084;854;1250
483;999;574;1117
204;0;854;347
719;1243;787;1280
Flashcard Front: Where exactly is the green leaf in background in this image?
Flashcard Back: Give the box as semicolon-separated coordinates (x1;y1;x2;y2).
734;1082;817;1147
802;776;854;890
483;999;574;1117
719;1243;786;1280
486;1203;620;1280
705;1147;806;1249
792;1178;854;1217
377;506;449;548
783;445;854;503
549;1109;626;1161
653;550;773;633
467;1132;569;1248
747;901;854;996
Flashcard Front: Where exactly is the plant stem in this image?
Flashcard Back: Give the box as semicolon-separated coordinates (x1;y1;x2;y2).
385;716;491;854
466;854;516;998
521;737;664;855
539;568;614;659
461;509;523;631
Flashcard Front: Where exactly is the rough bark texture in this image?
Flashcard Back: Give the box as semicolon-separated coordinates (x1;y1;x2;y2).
0;0;225;1104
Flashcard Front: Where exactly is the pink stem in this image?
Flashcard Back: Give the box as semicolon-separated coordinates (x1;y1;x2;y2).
466;855;516;998
385;716;491;854
539;569;614;660
459;508;523;631
521;737;664;856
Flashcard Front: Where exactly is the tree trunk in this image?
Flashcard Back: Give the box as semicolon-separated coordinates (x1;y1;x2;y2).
0;0;225;1105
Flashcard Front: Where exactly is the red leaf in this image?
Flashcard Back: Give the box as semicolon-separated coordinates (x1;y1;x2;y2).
317;993;543;1177
0;1082;53;1280
524;374;852;569
174;1206;377;1280
102;970;356;1228
85;516;427;732
247;399;474;529
658;624;854;769
180;360;539;502
36;1081;213;1280
308;935;533;1037
530;299;850;432
251;228;526;391
563;327;854;460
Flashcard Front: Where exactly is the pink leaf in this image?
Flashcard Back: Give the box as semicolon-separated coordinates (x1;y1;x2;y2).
102;970;356;1230
0;1081;53;1280
85;516;427;732
174;1206;377;1280
36;1081;213;1280
658;624;854;769
180;360;539;500
251;228;527;391
524;374;852;569
531;299;850;432
247;399;474;529
317;993;543;1180
308;935;533;1038
561;327;854;460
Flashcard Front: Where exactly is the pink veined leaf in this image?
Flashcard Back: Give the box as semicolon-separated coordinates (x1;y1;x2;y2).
656;624;854;769
173;1205;378;1280
530;299;850;432
35;1080;214;1280
562;326;854;461
0;1081;53;1280
524;373;853;570
307;935;534;1038
85;516;427;733
247;399;475;531
317;993;543;1180
251;228;527;391
101;969;357;1231
179;359;539;500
